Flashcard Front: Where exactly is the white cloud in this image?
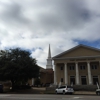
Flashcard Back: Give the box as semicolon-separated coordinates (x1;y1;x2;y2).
0;0;100;68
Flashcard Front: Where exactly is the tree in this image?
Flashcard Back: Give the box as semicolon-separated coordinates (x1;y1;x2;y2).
0;48;39;90
34;78;41;87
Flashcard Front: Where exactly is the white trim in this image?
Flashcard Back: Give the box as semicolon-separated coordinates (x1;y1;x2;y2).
53;55;100;60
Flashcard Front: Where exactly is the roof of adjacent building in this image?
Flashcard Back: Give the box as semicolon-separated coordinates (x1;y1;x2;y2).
39;67;46;72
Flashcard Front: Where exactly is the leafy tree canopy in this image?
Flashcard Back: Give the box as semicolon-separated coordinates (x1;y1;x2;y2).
0;48;39;89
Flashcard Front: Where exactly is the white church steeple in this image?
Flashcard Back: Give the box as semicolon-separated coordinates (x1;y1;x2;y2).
48;44;51;58
46;44;53;69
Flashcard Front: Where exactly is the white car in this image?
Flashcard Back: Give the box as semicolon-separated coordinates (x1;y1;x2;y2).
55;85;74;94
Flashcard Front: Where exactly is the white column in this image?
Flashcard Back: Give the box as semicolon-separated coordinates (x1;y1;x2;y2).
64;63;68;85
87;62;92;85
54;64;57;85
76;62;80;85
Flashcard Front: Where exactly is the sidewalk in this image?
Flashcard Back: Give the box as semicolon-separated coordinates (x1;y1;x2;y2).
74;91;95;95
33;87;96;95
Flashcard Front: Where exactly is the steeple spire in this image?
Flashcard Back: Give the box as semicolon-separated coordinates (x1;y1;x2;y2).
48;44;51;58
46;44;53;69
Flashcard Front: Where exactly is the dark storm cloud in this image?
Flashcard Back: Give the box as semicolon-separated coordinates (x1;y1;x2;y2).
0;1;30;27
0;0;91;32
37;0;91;32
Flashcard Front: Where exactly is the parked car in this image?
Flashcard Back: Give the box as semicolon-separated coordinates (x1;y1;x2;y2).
0;84;3;93
96;89;100;95
55;85;74;94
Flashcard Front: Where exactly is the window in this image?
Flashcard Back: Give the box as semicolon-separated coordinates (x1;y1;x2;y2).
61;78;63;82
91;65;97;69
70;76;75;85
81;76;87;85
93;76;99;85
60;66;63;70
80;65;86;70
69;65;75;70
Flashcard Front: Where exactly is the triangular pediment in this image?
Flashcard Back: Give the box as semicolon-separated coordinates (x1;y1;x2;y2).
53;44;100;59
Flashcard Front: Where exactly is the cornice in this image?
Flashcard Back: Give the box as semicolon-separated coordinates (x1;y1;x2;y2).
53;55;100;60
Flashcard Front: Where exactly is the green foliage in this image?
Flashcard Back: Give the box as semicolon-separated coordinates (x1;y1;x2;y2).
0;48;39;89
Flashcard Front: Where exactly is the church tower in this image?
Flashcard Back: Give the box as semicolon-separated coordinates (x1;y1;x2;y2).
46;44;53;69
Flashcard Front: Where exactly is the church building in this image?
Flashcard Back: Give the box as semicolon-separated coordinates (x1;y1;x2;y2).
52;44;100;90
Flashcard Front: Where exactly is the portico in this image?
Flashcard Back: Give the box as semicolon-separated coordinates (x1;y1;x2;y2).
53;44;100;87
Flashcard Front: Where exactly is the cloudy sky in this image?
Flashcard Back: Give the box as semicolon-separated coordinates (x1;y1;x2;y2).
0;0;100;68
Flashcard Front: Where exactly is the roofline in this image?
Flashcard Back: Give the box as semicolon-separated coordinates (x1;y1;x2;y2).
53;55;100;60
52;44;100;59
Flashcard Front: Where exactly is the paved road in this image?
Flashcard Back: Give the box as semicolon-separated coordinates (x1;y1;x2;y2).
0;94;99;100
